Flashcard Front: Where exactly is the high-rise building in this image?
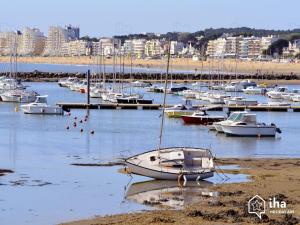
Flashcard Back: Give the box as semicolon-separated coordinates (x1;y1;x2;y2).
19;27;46;56
0;31;21;55
43;25;80;56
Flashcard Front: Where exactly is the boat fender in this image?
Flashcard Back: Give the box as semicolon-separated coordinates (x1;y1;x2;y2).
276;128;282;134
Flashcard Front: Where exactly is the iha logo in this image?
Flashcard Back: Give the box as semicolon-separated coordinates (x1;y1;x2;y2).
269;197;286;209
248;195;293;219
248;195;266;219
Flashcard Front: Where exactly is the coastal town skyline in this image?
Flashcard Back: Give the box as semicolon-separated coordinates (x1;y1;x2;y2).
1;0;299;37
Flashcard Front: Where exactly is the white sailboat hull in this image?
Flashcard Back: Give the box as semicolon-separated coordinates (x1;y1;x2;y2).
125;148;215;181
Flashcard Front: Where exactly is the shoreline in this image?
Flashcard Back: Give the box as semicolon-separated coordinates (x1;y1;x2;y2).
60;158;300;225
1;56;300;75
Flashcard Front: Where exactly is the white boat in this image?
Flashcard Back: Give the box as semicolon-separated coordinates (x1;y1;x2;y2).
292;95;300;102
258;102;291;107
21;96;64;115
242;86;266;95
0;89;37;103
164;100;197;118
224;97;258;106
125;147;214;180
58;77;78;88
213;111;248;133
181;90;198;99
207;94;231;104
220;113;281;137
266;87;289;99
131;80;151;87
224;82;245;92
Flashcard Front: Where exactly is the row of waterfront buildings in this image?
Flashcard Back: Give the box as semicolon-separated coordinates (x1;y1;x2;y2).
0;25;192;58
0;25;300;59
206;34;300;59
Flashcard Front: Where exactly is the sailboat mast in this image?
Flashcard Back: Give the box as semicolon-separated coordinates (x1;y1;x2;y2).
158;41;171;150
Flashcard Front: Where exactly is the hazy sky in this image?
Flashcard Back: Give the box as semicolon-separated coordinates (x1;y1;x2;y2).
0;0;299;37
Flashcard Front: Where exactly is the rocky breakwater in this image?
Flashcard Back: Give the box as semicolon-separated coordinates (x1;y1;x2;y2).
1;70;300;82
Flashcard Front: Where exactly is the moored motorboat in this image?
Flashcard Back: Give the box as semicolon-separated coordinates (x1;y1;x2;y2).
219;112;281;137
165;100;197;118
224;97;258;106
181;111;225;125
21;96;64;115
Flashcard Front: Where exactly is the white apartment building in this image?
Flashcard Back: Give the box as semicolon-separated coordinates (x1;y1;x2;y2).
43;26;79;56
283;39;300;57
207;35;275;59
0;31;21;55
170;41;184;55
99;38;119;56
60;40;88;56
132;39;146;58
206;38;226;58
19;27;46;56
144;39;163;57
261;35;279;52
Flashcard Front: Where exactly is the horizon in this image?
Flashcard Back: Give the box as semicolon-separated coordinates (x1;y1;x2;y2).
1;0;299;37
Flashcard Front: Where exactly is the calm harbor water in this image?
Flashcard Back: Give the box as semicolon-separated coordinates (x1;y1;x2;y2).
0;82;300;225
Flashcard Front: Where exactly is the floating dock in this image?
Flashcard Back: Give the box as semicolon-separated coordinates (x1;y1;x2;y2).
57;102;300;112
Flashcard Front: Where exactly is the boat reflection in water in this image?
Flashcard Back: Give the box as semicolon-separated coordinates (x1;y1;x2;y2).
125;179;217;209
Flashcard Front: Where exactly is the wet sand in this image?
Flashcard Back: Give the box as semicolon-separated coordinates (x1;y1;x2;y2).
61;158;300;225
1;56;300;75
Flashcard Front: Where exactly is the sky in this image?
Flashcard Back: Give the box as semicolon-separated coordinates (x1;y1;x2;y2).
0;0;299;37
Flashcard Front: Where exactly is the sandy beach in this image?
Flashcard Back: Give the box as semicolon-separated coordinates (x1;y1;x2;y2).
1;56;300;75
60;158;300;225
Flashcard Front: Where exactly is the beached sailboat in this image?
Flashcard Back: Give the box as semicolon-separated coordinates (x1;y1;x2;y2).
124;43;215;181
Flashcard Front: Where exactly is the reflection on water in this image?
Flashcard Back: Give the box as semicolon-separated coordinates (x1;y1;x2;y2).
125;180;216;209
125;171;249;210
